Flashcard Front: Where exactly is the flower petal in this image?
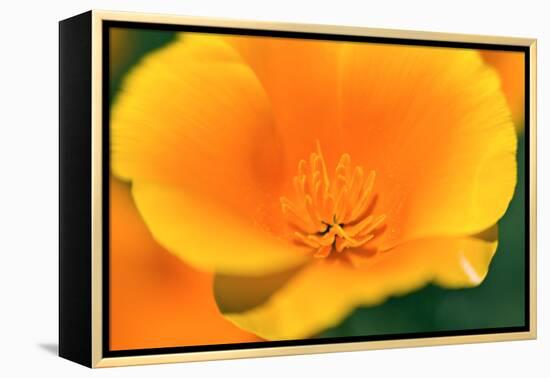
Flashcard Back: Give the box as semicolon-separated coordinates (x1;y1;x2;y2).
339;44;516;247
481;50;525;130
112;34;284;194
132;180;308;276
109;177;260;350
226;35;345;166
214;265;305;314
111;34;306;274
432;226;498;288
217;228;498;340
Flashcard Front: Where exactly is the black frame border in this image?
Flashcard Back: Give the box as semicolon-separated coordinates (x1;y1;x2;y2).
101;20;531;359
59;11;93;367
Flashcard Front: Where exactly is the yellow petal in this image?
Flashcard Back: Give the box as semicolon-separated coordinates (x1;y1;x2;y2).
112;34;284;194
339;44;516;248
109;177;260;350
432;226;499;288
132;180;307;276
219;228;498;340
112;34;306;274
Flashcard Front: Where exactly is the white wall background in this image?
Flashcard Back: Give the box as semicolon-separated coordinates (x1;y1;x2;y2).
0;0;546;376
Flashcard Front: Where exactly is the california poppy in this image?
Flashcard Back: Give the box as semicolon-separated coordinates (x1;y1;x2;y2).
111;33;516;340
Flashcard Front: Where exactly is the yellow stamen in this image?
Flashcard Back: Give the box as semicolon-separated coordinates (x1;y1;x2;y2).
281;141;386;261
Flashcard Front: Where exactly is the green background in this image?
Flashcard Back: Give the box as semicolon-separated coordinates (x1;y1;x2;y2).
109;28;527;339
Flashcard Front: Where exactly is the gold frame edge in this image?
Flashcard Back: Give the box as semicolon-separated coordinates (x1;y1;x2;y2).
91;10;103;368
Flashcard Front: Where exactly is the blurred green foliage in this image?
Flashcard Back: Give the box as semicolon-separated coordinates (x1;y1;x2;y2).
109;29;176;102
109;28;527;338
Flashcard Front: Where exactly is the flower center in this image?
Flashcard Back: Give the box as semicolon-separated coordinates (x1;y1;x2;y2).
280;141;386;260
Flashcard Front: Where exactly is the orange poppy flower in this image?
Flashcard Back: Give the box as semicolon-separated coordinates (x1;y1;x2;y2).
111;34;516;340
109;176;260;350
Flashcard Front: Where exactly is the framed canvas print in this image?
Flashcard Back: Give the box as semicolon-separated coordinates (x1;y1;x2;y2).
59;10;537;368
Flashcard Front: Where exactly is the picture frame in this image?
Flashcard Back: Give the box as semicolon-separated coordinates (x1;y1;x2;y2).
59;10;537;368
